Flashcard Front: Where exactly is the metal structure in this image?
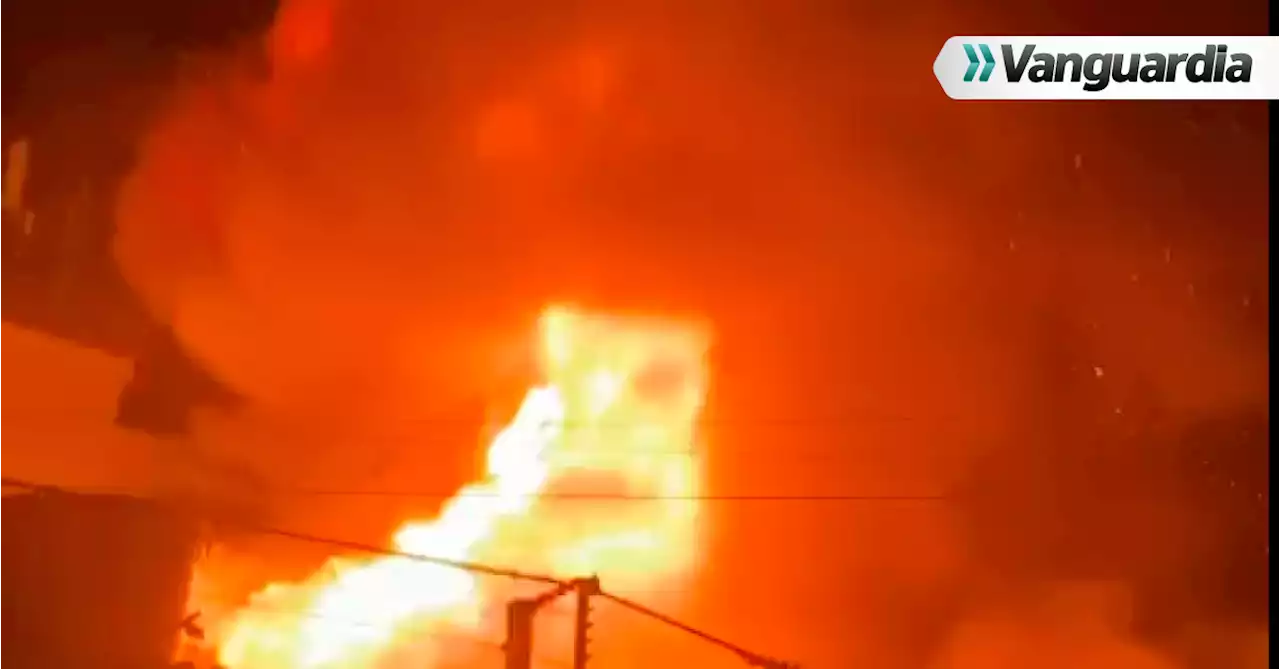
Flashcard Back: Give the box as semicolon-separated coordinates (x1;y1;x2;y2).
500;575;798;669
571;576;600;669
501;577;598;669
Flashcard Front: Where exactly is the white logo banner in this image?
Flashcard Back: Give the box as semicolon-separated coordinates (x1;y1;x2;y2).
934;36;1280;100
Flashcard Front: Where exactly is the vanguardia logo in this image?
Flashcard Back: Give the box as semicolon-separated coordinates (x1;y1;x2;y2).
1000;44;1252;91
963;44;996;82
934;36;1279;100
960;43;1252;90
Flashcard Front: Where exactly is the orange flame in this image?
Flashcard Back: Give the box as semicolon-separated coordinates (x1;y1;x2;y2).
213;306;708;668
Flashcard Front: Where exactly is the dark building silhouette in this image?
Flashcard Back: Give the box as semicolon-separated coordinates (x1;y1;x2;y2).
2;0;269;435
3;8;265;662
2;489;202;669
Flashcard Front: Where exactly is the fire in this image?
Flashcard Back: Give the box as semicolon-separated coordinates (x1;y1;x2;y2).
213;306;709;668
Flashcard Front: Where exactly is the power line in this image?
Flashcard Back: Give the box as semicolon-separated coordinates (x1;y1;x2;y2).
0;431;981;457
4;479;945;502
262;489;947;502
184;600;574;669
242;525;567;585
600;591;797;669
7;476;801;667
12;412;977;428
3;476;564;585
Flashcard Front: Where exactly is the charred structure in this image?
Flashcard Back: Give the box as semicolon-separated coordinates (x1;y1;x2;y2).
3;0;256;437
2;488;201;669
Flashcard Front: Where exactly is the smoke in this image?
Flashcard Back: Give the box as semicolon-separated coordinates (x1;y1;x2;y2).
105;1;1268;667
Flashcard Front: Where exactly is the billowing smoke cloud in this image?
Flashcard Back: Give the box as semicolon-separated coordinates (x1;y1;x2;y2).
108;1;1268;667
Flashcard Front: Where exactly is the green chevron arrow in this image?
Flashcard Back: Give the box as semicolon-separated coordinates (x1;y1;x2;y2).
963;43;996;82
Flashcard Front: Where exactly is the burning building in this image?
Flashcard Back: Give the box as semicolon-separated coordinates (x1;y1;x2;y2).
2;486;202;669
194;307;713;669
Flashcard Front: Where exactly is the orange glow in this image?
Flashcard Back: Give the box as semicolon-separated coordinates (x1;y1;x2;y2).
270;0;334;70
213;306;708;668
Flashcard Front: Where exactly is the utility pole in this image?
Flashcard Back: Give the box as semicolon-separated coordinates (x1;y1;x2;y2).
572;576;600;669
504;599;537;669
503;580;576;669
